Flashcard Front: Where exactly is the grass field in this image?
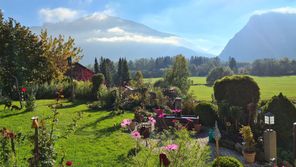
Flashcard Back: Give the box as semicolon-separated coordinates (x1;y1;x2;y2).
0;100;134;166
146;76;296;101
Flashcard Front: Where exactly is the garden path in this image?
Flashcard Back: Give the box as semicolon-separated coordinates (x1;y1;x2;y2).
196;132;263;167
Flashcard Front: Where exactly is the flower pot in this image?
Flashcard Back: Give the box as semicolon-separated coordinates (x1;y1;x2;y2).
243;151;256;164
194;124;202;132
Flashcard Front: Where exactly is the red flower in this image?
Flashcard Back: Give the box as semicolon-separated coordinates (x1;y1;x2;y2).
172;119;178;123
21;87;27;93
66;161;73;166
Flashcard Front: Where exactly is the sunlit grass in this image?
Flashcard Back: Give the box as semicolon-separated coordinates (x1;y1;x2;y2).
0;100;134;166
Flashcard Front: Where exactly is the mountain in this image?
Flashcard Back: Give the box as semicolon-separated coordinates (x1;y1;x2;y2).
219;12;296;62
31;14;207;65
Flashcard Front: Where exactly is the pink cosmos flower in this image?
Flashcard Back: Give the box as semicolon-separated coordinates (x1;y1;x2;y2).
172;109;182;113
148;117;156;125
121;119;132;128
154;108;164;115
186;118;193;122
164;144;178;151
158;113;166;118
131;131;141;139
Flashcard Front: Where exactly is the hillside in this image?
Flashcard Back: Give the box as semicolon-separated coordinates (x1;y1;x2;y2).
31;14;207;64
220;12;296;62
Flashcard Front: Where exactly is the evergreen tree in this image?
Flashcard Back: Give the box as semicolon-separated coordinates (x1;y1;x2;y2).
116;58;130;86
99;57;115;87
229;57;238;73
122;58;130;84
94;58;99;74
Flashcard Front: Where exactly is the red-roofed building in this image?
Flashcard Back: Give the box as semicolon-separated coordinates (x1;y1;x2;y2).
66;63;94;81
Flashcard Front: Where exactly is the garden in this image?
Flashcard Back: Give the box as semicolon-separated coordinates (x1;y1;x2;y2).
1;12;296;167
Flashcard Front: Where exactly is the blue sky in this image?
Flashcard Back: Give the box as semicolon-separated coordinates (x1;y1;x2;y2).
1;0;296;55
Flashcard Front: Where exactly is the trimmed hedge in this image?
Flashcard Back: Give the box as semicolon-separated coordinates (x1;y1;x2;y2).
195;102;218;127
214;75;260;108
212;156;243;167
262;93;296;150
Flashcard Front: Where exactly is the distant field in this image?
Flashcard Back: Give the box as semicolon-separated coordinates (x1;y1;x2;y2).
145;76;296;101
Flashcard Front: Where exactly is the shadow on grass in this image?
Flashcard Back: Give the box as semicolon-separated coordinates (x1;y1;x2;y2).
0;110;28;119
75;112;119;137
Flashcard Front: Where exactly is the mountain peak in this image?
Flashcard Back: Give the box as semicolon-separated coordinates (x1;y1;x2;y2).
219;12;296;62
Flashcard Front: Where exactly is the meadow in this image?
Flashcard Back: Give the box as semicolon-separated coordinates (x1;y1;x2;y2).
146;76;296;101
0;100;135;166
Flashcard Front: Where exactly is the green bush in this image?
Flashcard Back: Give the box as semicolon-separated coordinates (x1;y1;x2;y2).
195;102;218;127
92;73;105;99
214;75;260;108
206;66;234;85
212;156;243;167
153;79;167;88
262;93;296;150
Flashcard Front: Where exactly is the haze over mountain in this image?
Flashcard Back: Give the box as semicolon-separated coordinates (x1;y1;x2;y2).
31;13;211;65
220;12;296;62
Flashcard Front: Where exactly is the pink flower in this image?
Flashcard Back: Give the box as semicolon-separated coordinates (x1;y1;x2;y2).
154;108;164;115
121;119;132;128
186;118;193;122
158;113;166;118
148;117;156;125
172;109;182;113
131;131;141;139
164;144;178;151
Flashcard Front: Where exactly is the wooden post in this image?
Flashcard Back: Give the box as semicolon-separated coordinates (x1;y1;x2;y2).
31;117;39;167
293;122;296;166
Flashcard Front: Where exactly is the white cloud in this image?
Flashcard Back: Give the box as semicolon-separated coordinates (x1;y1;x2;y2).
107;27;125;33
253;7;296;15
84;12;108;21
39;7;81;23
86;34;182;45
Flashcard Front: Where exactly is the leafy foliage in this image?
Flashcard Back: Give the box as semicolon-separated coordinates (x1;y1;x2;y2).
195;102;218;127
206;66;233;85
40;30;82;81
214;75;260;108
0;14;48;95
212;156;243;167
262;93;296;150
164;55;191;93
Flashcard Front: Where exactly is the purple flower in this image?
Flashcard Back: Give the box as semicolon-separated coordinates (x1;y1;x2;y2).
121;119;132;128
164;144;178;151
131;131;141;139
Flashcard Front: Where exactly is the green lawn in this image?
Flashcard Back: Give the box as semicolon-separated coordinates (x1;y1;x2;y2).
146;76;296;101
0;100;134;166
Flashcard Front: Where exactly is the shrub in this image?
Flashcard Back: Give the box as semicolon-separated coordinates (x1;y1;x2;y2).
262;93;296;150
92;73;105;99
182;93;197;115
74;81;93;100
214;75;260;108
36;80;94;100
212;156;243;167
195;102;218;127
206;66;234;85
153;79;167;88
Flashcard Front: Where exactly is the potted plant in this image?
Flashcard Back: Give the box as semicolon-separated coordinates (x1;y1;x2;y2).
239;125;256;163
